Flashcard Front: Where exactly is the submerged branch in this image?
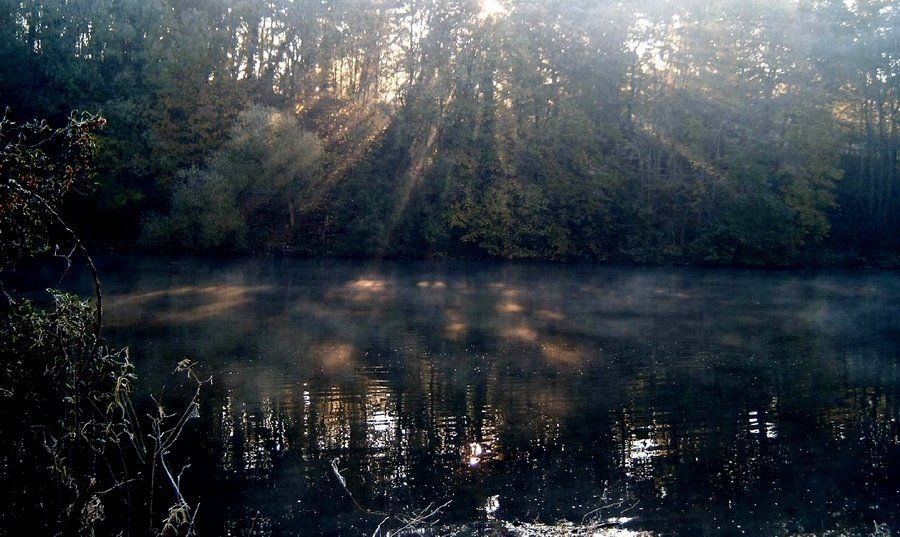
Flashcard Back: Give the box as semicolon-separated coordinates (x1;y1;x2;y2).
331;457;451;537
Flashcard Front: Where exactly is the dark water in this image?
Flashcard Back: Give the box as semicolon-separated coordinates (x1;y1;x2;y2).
87;256;900;535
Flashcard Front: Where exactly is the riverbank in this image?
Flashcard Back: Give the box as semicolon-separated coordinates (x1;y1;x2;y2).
83;239;900;270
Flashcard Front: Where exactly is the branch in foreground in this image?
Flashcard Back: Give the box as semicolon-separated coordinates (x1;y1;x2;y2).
331;457;451;537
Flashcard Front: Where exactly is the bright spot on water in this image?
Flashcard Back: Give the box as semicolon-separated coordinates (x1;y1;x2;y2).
484;495;500;518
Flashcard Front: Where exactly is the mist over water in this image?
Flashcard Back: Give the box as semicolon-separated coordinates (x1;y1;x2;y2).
92;256;899;535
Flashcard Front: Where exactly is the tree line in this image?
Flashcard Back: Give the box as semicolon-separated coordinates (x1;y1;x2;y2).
1;0;897;265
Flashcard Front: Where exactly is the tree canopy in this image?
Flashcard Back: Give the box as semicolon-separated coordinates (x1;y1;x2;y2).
2;0;897;265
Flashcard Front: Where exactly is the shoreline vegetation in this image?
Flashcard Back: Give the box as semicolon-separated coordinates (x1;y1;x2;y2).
0;110;208;536
84;240;900;270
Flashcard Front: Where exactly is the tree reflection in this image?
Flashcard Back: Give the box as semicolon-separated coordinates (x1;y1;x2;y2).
100;258;900;535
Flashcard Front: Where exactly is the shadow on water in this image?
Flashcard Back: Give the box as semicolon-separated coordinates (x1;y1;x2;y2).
41;256;900;535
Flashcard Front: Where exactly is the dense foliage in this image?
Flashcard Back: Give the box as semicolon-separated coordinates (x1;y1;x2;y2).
0;292;136;534
1;0;897;265
0;112;106;266
0;115;202;536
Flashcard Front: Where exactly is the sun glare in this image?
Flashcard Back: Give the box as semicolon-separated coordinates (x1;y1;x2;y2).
479;0;507;19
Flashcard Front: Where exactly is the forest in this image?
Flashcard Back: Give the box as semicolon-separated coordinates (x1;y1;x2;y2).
1;0;898;265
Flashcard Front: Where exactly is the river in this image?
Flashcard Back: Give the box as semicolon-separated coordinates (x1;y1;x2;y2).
74;256;900;535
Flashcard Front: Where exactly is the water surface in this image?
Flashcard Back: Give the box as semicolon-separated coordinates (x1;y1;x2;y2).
92;256;900;535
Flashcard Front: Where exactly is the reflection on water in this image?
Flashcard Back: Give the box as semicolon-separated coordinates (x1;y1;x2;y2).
91;257;900;535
